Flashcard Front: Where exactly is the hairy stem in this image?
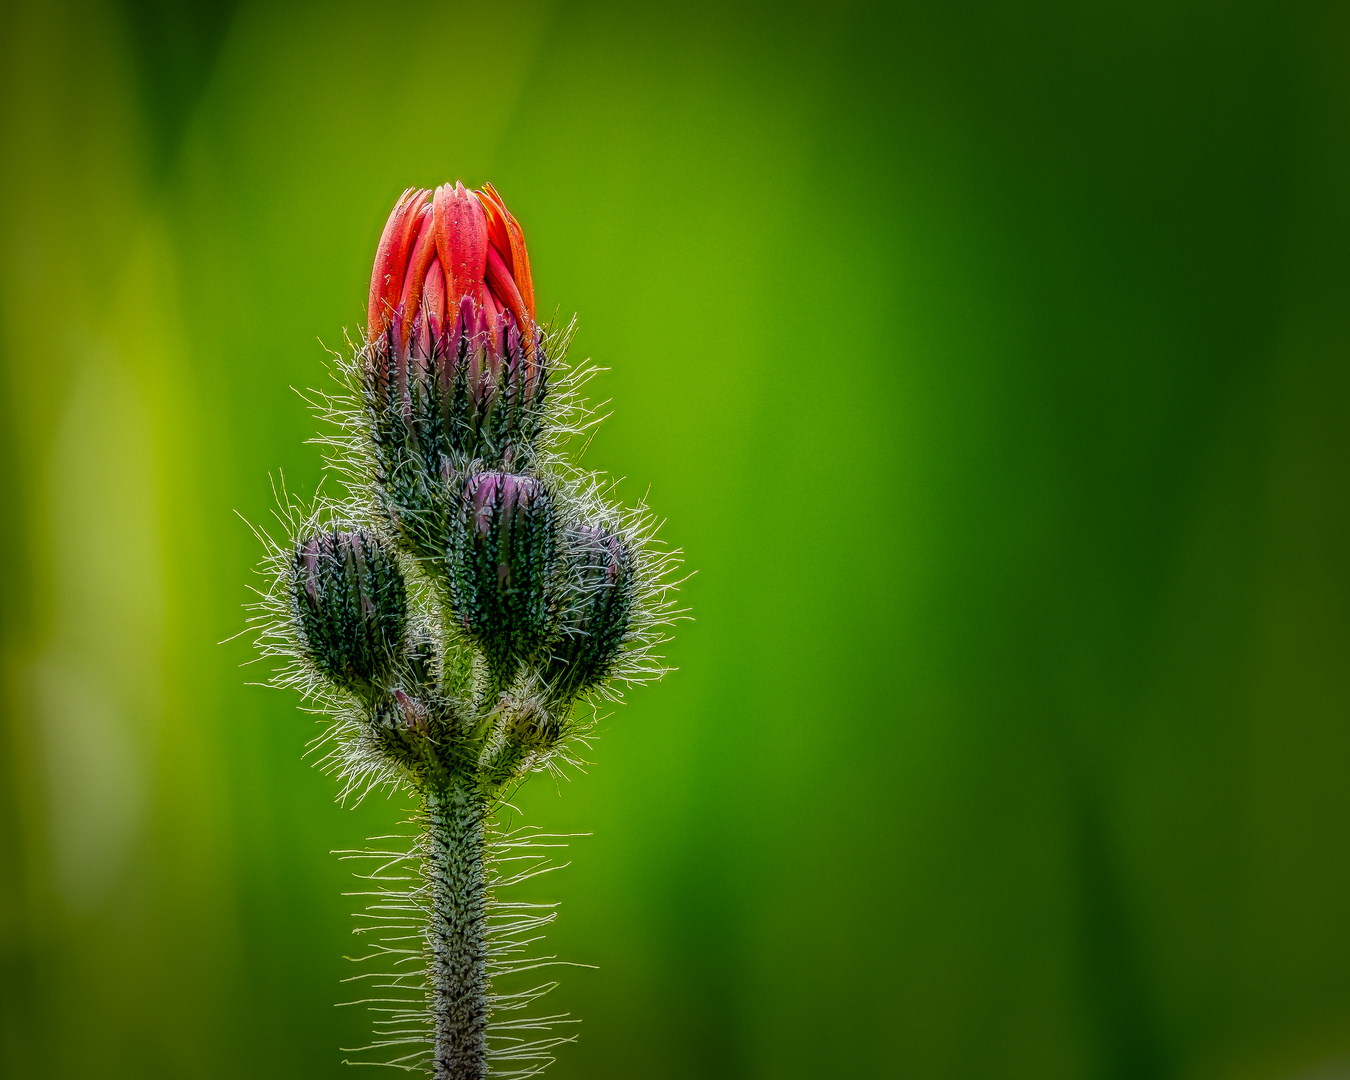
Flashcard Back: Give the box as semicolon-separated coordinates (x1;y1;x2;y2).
425;781;489;1079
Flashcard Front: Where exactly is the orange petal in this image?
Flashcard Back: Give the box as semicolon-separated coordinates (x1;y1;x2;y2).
423;257;447;335
367;188;427;340
434;182;487;307
481;182;534;320
397;206;437;342
477;190;513;276
388;189;429;305
486;245;531;343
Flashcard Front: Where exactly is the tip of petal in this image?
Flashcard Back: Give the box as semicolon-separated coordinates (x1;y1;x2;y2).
368;188;430;340
477;182;534;321
435;181;488;307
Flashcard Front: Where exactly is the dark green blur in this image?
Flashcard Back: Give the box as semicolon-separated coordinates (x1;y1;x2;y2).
3;2;1350;1077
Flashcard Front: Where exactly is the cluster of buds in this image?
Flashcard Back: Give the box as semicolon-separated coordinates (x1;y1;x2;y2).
284;181;643;791
270;181;670;1080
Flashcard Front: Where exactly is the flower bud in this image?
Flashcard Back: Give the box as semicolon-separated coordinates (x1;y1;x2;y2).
365;686;462;785
290;528;408;692
446;472;557;675
364;182;546;477
478;696;561;786
543;526;634;701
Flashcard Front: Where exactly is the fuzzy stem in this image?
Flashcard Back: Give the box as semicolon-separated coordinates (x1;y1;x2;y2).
424;781;489;1080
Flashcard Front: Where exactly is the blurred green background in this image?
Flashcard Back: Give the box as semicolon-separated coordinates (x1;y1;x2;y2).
3;0;1350;1077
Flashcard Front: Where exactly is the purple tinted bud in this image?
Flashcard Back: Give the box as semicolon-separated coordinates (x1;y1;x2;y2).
290;528;408;692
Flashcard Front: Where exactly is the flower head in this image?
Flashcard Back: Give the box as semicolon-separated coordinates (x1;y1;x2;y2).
364;182;546;474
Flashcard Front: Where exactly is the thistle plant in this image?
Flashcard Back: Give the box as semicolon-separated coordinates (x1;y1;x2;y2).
251;182;678;1078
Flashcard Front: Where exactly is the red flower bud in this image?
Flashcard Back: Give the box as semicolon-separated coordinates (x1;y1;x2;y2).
364;181;549;482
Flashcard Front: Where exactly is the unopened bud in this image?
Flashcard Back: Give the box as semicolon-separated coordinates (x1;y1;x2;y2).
364;181;546;477
479;696;561;786
364;687;462;785
446;472;557;675
392;688;429;735
544;525;634;701
290;528;408;692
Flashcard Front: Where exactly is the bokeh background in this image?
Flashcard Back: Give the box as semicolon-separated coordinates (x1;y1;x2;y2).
3;0;1350;1077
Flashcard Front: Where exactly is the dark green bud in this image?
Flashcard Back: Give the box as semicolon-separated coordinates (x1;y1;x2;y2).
446;471;557;677
544;525;634;701
290;528;407;692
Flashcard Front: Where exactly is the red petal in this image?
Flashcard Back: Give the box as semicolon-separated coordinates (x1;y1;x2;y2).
480;183;534;320
434;182;487;307
485;246;530;343
397;206;437;341
367;188;428;340
478;192;513;276
422;257;447;336
388;191;429;307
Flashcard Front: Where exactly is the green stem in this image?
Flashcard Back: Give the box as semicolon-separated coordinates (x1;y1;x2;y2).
424;781;489;1080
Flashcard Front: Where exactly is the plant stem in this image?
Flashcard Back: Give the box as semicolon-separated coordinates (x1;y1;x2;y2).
425;780;489;1080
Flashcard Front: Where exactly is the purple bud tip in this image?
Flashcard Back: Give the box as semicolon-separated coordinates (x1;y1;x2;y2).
300;537;325;601
394;688;428;733
603;535;623;583
470;473;501;536
468;472;543;537
574;525;624;581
